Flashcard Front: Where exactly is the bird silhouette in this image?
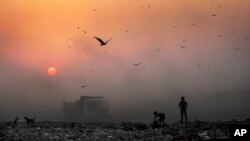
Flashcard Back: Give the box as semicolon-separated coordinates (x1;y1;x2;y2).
212;14;217;16
81;85;87;88
94;37;112;46
233;48;240;51
180;46;186;49
133;63;143;66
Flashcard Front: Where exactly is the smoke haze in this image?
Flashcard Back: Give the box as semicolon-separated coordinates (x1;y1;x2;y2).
0;0;250;122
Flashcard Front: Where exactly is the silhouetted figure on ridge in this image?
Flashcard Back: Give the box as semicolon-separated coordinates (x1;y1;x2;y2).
153;111;165;127
179;96;188;124
13;117;19;127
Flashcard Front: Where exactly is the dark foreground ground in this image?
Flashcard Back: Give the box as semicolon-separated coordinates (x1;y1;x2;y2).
0;119;249;141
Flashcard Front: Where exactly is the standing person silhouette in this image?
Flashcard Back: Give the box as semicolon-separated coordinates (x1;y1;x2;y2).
179;96;188;124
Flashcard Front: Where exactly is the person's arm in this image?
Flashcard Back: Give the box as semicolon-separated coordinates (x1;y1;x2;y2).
178;102;181;108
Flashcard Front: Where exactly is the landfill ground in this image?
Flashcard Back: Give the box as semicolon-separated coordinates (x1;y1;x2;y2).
0;119;249;141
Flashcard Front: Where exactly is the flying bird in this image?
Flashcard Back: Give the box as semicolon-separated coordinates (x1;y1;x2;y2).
81;85;88;88
212;14;217;16
133;63;143;67
180;46;186;49
84;30;87;34
94;36;112;46
233;48;240;51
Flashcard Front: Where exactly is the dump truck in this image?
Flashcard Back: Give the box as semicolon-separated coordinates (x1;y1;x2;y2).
63;96;109;121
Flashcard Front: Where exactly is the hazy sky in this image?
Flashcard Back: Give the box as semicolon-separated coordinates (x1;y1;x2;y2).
0;0;250;122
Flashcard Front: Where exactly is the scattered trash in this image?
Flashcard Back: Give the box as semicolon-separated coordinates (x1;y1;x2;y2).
0;119;238;140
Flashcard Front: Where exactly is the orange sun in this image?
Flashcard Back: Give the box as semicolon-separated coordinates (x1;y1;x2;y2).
48;67;57;76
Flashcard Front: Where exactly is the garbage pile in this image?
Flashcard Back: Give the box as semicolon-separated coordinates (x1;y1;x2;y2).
0;119;249;141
